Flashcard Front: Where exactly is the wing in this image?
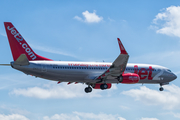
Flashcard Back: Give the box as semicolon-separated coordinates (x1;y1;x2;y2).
95;38;129;82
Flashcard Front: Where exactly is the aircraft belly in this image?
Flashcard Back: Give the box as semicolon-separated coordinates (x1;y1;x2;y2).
14;65;96;82
39;71;88;82
138;79;171;84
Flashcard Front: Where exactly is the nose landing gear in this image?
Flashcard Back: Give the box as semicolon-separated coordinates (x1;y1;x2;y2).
159;87;164;91
159;82;169;91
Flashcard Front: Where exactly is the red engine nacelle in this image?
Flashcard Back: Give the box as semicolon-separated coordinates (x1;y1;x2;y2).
121;73;140;84
93;83;112;89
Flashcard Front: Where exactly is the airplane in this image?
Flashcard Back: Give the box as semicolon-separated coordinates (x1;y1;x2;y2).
0;22;177;93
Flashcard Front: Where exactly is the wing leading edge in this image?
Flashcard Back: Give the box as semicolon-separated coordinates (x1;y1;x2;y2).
95;38;129;82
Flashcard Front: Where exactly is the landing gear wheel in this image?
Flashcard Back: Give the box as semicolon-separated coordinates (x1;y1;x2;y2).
118;75;123;83
85;87;92;93
100;83;108;90
159;87;164;91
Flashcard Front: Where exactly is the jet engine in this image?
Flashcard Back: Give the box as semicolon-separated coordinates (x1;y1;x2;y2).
121;73;140;84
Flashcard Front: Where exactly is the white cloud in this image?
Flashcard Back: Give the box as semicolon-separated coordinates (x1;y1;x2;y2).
31;44;77;58
74;10;103;23
140;118;159;120
0;114;29;120
0;105;30;116
108;17;115;22
0;32;6;37
0;74;37;90
169;112;180;119
74;16;83;22
122;84;180;110
130;50;180;68
10;82;117;99
43;113;80;120
119;105;130;110
152;6;180;37
43;112;126;120
118;117;126;120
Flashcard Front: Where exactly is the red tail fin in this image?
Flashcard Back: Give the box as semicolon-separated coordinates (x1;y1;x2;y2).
4;22;52;61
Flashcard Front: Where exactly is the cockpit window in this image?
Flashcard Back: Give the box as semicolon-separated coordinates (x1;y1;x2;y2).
167;69;171;72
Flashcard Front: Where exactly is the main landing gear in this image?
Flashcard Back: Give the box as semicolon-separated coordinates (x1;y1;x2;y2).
84;86;92;93
117;75;123;83
84;83;109;93
100;83;108;90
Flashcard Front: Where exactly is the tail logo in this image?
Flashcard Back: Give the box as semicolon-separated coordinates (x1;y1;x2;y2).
7;26;23;42
7;26;37;60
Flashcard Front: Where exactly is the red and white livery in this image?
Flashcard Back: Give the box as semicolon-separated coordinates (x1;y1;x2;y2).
1;22;177;93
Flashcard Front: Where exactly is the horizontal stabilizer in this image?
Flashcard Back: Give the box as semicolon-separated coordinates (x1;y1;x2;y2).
0;64;11;66
14;54;29;65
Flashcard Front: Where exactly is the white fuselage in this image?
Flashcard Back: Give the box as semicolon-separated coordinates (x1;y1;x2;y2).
11;61;177;84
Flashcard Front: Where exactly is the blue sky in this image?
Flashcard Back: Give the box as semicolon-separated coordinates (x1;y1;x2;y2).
1;0;180;120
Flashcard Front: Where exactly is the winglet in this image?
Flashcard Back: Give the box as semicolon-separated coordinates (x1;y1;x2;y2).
117;38;127;54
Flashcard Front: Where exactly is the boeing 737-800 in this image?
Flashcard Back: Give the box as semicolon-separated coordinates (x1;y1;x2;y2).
0;22;177;93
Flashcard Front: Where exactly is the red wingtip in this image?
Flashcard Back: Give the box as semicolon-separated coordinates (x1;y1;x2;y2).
117;38;127;54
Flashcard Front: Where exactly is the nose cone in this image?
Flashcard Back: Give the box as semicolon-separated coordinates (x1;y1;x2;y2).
172;73;177;80
163;71;177;82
